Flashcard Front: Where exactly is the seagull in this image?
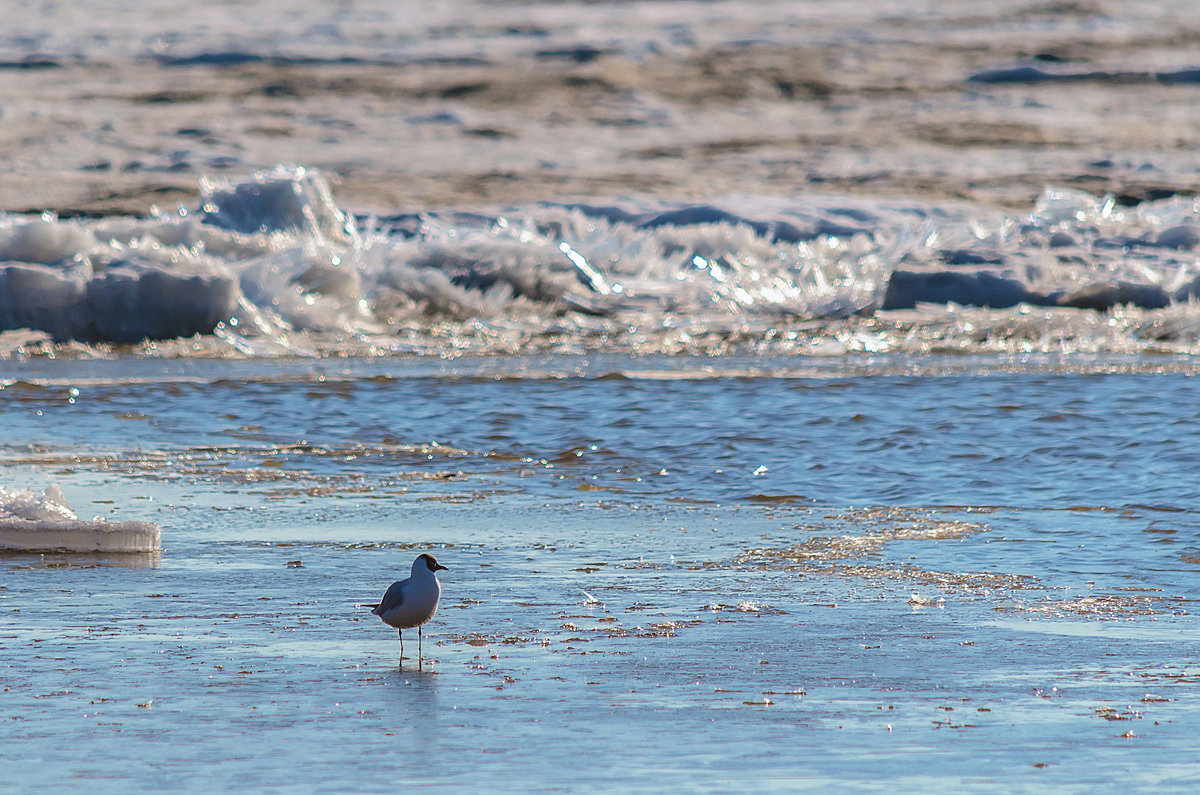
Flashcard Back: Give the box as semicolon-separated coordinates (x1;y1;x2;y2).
364;553;448;666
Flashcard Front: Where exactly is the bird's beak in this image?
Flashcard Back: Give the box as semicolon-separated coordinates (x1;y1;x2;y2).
435;563;449;571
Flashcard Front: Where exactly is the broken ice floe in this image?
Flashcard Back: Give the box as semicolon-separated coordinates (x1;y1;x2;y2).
6;166;1200;353
907;593;946;608
0;485;161;553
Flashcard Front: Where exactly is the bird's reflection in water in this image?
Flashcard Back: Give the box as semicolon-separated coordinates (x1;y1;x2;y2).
382;665;441;751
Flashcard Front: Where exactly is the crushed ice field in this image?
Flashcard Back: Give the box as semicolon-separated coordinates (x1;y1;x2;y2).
7;167;1200;359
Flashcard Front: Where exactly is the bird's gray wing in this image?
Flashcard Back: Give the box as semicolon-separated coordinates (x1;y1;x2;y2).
371;580;405;615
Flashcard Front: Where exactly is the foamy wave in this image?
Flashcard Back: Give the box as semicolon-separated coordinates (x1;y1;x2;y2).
3;165;1200;356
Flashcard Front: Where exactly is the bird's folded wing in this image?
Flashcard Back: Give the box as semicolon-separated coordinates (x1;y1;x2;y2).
372;581;406;614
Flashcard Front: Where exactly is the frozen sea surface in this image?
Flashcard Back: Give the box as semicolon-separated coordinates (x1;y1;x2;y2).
5;0;1200;357
4;0;1200;216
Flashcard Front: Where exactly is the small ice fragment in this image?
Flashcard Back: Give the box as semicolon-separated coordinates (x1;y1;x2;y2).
752;465;768;476
907;593;945;608
0;484;76;522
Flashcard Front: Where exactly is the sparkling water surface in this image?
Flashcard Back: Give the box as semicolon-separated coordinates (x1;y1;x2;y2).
4;355;1200;790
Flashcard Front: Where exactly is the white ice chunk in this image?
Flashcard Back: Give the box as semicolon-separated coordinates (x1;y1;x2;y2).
0;485;161;553
0;216;94;264
200;164;356;244
0;264;86;340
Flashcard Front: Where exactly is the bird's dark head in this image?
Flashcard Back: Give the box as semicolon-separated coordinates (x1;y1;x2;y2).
419;553;448;572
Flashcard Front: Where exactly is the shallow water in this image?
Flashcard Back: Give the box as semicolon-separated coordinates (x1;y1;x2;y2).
4;357;1200;790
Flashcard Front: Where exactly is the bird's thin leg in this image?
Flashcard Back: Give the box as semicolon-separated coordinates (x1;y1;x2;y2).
398;628;404;666
418;626;423;668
